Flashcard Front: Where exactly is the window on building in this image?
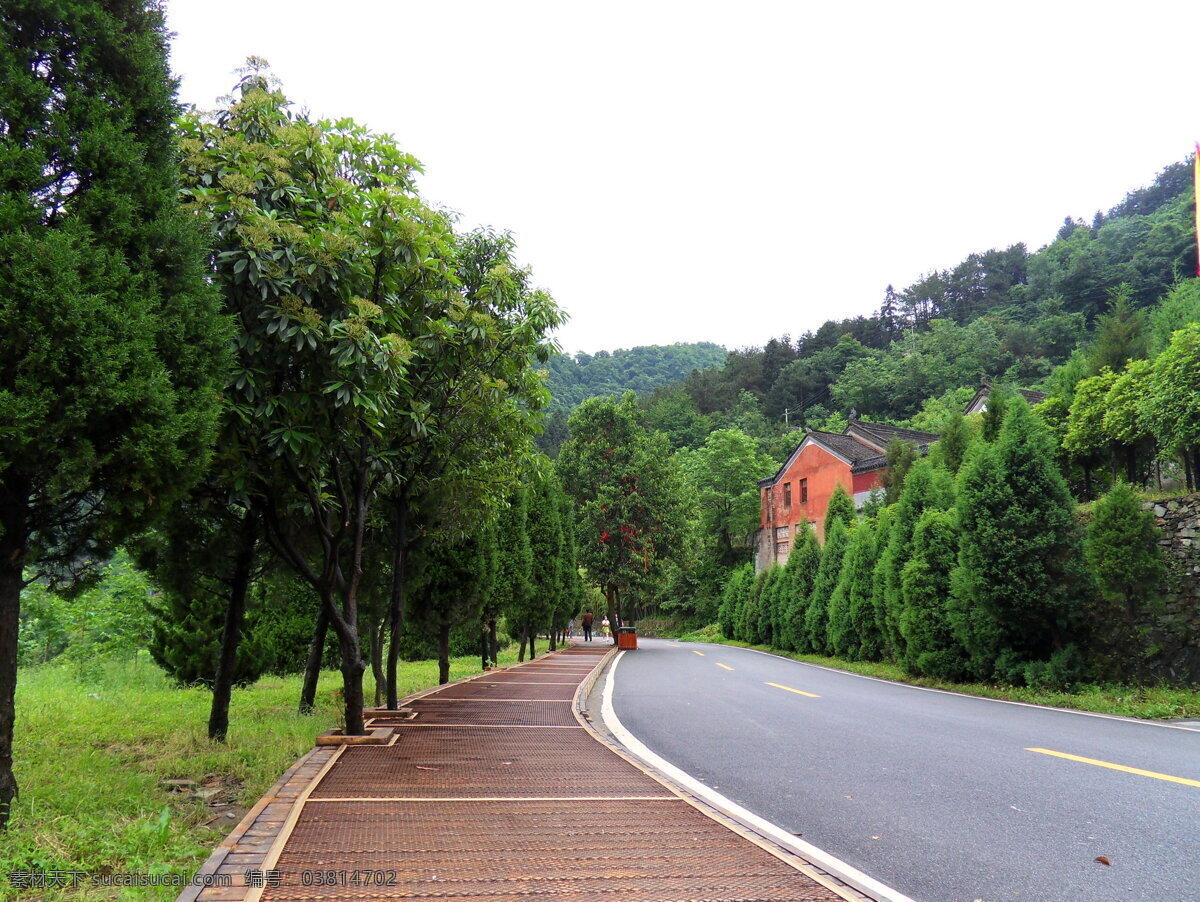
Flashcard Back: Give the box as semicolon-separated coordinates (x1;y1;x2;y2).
800;478;808;503
773;525;789;557
783;483;791;507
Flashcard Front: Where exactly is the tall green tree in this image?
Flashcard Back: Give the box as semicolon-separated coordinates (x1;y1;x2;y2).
827;518;878;659
877;459;954;660
779;523;821;651
676;428;773;566
557;393;685;639
822;484;856;538
898;509;966;679
1084;483;1164;636
950;402;1089;682
409;525;492;684
180;69;561;732
718;564;752;639
1063;369;1119;497
1089;285;1148;374
0;1;228;827
803;519;849;654
1143;323;1200;490
1102;359;1157;484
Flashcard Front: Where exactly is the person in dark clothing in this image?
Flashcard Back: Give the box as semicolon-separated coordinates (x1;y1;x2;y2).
581;609;594;642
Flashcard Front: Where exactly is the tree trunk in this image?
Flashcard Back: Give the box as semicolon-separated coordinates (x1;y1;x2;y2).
299;603;330;714
488;618;499;667
611;586;622;645
438;623;451;684
208;507;259;742
528;621;536;659
518;624;527;662
325;589;367;735
0;484;28;831
1126;446;1137;485
385;496;409;709
1184;450;1194;492
548;615;557;652
369;617;386;707
480;620;489;671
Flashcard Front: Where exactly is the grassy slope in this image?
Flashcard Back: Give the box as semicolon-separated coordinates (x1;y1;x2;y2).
677;628;1200;720
3;648;523;900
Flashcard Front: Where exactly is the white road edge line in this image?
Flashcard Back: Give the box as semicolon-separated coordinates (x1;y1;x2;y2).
723;643;1200;734
601;650;916;902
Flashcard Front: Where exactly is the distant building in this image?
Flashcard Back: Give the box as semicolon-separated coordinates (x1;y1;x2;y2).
963;380;1046;414
755;419;938;570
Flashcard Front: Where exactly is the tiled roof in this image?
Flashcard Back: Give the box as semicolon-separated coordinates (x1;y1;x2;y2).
808;430;883;463
851;454;889;474
846;419;940;452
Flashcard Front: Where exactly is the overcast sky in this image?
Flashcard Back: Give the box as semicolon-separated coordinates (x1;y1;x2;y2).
165;0;1200;356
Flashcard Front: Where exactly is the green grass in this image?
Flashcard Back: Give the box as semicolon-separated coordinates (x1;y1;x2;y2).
677;634;1200;720
2;647;522;900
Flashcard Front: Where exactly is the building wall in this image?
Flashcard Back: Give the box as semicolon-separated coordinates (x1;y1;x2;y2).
852;470;884;508
759;443;855;568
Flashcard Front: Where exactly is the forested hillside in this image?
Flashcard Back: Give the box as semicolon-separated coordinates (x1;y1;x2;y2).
545;342;728;411
537;342;727;454
674;158;1196;429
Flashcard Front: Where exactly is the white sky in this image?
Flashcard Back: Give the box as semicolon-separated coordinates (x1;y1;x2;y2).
165;0;1200;356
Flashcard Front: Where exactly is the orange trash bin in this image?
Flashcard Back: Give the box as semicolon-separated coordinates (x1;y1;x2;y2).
617;627;637;650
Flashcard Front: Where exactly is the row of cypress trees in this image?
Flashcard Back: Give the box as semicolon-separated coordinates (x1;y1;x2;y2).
719;398;1165;688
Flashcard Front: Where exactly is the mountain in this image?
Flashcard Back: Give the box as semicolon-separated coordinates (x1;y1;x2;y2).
543;342;728;413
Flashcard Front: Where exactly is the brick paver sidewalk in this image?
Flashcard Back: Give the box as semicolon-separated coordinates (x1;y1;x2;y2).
182;643;854;901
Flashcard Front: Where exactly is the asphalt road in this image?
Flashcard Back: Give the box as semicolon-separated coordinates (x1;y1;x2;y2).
607;638;1200;902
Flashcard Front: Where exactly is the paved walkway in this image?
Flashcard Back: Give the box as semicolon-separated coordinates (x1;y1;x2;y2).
183;643;854;901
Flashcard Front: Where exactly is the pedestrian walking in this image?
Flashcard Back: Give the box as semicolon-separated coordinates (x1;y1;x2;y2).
581;609;594;642
600;616;609;639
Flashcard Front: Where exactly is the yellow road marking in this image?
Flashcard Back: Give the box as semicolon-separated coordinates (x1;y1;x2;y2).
766;681;820;698
692;650;705;656
716;662;734;671
1026;748;1200;788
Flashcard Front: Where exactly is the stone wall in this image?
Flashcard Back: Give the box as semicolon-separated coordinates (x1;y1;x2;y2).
1142;494;1200;685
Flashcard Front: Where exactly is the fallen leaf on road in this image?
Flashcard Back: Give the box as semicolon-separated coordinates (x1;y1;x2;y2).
1095;856;1111;866
415;765;440;771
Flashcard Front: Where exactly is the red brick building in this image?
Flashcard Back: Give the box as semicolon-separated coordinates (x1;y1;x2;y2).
756;419;938;569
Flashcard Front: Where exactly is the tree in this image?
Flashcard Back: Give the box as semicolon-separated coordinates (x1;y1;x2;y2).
826;518;878;659
1148;279;1200;354
718;564;752;639
1063;369;1120;496
526;466;566;648
822;484;856;538
930;411;974;474
180;69;562;733
898;509;966;679
409;526;491;685
557;393;685;640
494;487;534;660
1085;483;1163;635
1102;359;1157;485
379;227;562;707
1090;285;1148;374
803;519;849;654
779;523;821;650
876;459;954;660
676;429;773;567
1143;323;1200;489
950;402;1089;682
0;1;228;827
879;440;917;505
